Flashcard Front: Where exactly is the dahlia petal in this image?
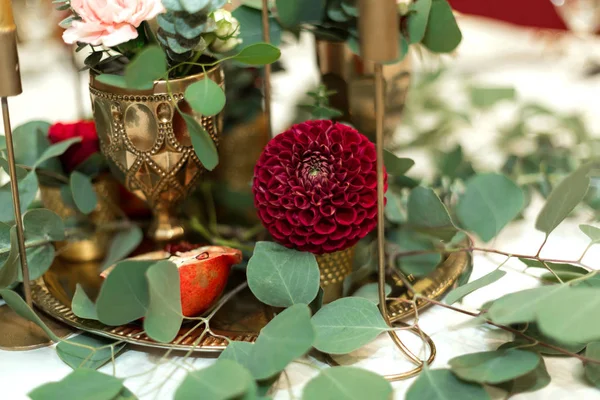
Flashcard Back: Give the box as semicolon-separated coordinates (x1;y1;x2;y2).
331;224;352;241
314;218;337;235
335;208;357;226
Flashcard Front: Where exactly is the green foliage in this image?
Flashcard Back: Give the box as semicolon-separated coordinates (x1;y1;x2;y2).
0;289;60;341
124;46;167;90
407;0;432;44
0;171;39;222
33;137;81;169
456;173;524;242
384;150;415;176
585;342;600;388
95;74;128;89
248;304;315;380
492;358;551;396
101;225;144;271
535;164;591;235
406;367;490;400
184;78;226;117
70;171;98;214
487;286;565;325
175;360;255;400
469;86;516;109
498;324;586;355
144;261;183;343
72;284;98;320
95;260;155;326
391;230;442;277
28;369;124;400
233;43;282;66
56;334;125;370
233;5;282;50
312;297;388;354
23;209;65;241
302;367;393;400
219;341;254;368
449;349;540;384
247;241;320;307
421;0;462;53
408;186;456;241
519;258;588;276
277;0;325;27
445;270;506;305
0;228;19;288
580;224;600;244
182;112;219;171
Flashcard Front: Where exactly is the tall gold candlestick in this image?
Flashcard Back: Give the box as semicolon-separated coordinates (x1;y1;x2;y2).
261;0;273;137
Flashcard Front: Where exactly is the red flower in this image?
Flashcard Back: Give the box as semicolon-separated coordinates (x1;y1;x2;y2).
253;120;387;255
48;121;99;173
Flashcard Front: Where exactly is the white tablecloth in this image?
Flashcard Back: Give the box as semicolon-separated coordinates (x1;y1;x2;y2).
1;17;600;400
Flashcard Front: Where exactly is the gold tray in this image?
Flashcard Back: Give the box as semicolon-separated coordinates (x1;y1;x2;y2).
30;250;471;353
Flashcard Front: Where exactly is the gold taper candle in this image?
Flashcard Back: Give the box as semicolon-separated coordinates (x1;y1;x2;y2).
358;0;400;63
0;0;22;97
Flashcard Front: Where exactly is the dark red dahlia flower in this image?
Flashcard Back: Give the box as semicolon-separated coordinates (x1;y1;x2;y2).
253;120;387;255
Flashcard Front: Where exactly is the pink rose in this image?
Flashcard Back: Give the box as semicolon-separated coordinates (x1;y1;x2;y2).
63;0;164;47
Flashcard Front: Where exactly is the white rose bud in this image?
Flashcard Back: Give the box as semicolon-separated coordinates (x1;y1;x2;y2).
209;9;243;53
397;0;411;15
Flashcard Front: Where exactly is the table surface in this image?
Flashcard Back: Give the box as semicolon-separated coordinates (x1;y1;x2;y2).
1;16;600;400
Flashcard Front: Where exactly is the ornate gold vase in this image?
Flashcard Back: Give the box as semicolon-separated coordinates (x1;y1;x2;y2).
316;40;412;141
315;245;356;304
39;175;120;262
89;66;224;242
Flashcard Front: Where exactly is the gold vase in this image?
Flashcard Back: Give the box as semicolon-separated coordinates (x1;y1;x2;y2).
315;246;356;304
316;40;412;141
39;175;120;262
89;65;224;242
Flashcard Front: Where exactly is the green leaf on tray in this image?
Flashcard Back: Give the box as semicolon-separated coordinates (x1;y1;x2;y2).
72;284;98;320
585;342;600;388
184;78;226;117
175;359;254;400
70;171;97;214
56;334;126;370
28;369;123;400
492;358;551;396
0;289;60;341
580;224;600;244
456;173;524;242
33;137;82;169
535;164;591;235
302;366;393;400
469;86;516;109
408;186;456;241
101;225;144;271
406;367;490;400
180;112;219;171
352;282;391;305
421;0;462;53
312;297;388;354
384;150;415;176
219;341;254;370
232;43;281;66
248;304;315;380
247;241;320;308
449;349;540;384
407;0;432;44
144;261;182;343
445;270;506;305
125;45;167;90
23;208;65;241
95;260;155;326
276;0;325;27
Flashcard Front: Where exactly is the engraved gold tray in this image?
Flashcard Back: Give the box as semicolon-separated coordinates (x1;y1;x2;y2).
30;250;470;352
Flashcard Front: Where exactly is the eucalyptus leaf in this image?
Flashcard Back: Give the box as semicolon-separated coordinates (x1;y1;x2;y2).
352;283;391;305
23;244;55;281
144;261;182;343
101;225;144;271
219;340;254;370
247;241;320;308
486;285;567;325
0;171;39;222
72;284;98;320
33;137;82;169
184;78;226;117
535;164;591;235
469;87;516;109
449;349;540;384
56;334;125;370
445;270;506;305
12;120;56;169
248;304;315;380
175;359;254;400
406;367;490;400
519;257;588;276
70;171;97;214
580;224;600;244
302;367;393;400
0;289;60;341
456;173;524;242
407;0;432;44
125;46;167;90
75;153;107;178
392;230;441;278
385;190;405;224
498;323;586;355
95;74;129;89
28;369;123;400
23;208;65;241
232;6;282;50
276;0;325;26
584;342;600;388
492;358;551;395
384;150;415;176
408;186;456;241
312;297;388;354
421;0;462;53
233;43;281;65
0;228;19;288
95;260;155;326
181;112;219;171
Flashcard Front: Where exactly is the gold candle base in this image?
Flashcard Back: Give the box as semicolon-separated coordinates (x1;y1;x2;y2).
0;304;72;350
315;246;356;304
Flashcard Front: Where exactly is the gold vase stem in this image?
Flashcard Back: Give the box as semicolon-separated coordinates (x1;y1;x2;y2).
1;97;32;307
261;0;272;138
